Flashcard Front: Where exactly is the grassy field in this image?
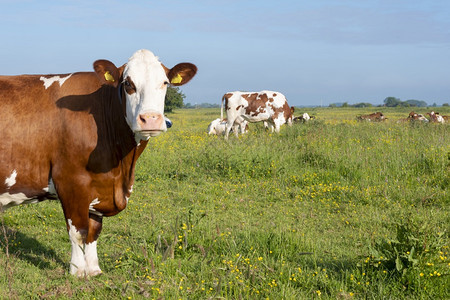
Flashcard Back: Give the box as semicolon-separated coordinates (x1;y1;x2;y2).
1;107;449;299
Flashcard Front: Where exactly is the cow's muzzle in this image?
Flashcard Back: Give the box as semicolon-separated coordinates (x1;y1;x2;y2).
137;111;166;137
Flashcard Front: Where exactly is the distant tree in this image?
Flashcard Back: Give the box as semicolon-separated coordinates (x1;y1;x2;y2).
405;99;427;107
165;86;185;112
432;103;437;107
342;102;349;107
353;102;373;108
384;97;402;107
329;103;337;108
183;102;220;109
443;103;449;107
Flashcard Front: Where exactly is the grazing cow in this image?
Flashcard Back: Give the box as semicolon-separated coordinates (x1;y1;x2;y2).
427;111;446;123
0;49;197;276
357;112;386;122
221;91;294;139
207;118;248;136
293;112;314;123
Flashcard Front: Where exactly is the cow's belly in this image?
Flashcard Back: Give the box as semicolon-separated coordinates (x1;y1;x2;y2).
0;192;40;210
242;113;271;123
0;177;58;210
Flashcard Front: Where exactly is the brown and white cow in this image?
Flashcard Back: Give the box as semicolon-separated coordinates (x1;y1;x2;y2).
356;112;386;122
427;111;446;123
0;49;196;276
221;91;294;139
408;111;429;122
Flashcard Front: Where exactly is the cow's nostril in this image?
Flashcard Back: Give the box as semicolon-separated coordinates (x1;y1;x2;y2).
139;115;146;124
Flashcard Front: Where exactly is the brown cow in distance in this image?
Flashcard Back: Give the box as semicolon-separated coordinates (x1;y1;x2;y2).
0;49;197;276
357;112;386;122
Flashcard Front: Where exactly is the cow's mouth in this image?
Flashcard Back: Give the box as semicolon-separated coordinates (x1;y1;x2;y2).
139;130;164;137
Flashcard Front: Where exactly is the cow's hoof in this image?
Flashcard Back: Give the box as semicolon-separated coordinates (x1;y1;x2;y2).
88;269;103;277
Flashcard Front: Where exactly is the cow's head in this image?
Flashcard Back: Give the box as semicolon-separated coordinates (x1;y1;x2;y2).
286;106;295;125
94;49;197;140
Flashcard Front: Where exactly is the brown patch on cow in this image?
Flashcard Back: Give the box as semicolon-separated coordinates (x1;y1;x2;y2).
242;93;258;102
123;76;136;95
244;93;268;116
223;93;234;111
268;97;274;102
236;105;244;111
273;93;277;97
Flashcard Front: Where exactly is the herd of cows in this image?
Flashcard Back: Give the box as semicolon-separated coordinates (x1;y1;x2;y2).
0;49;448;277
357;111;449;123
208;106;448;138
207;90;315;138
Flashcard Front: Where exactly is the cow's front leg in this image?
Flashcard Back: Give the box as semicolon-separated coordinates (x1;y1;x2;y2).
85;214;103;276
67;218;87;277
66;214;103;277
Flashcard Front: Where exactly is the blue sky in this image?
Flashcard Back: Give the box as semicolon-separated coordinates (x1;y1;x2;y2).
1;0;450;106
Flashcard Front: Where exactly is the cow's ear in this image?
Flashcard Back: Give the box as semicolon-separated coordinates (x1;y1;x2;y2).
163;63;197;86
93;59;121;87
291;106;295;113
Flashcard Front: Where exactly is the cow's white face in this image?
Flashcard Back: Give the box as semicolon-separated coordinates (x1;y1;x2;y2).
93;49;196;142
122;50;169;140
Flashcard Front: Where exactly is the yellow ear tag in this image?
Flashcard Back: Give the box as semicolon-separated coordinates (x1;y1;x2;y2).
104;71;115;82
171;73;183;84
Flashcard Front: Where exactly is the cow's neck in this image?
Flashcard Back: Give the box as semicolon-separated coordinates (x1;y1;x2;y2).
120;139;148;191
100;85;150;208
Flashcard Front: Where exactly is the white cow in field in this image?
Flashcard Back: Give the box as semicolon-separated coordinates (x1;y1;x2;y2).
221;90;294;139
207;118;248;135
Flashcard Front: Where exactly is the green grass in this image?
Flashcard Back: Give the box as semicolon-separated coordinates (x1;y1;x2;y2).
1;107;449;299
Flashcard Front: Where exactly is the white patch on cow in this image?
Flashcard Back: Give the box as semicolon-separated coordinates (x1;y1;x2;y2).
4;170;17;188
68;219;86;276
85;241;102;276
268;91;288;108
40;74;72;89
89;198;102;216
0;192;38;210
129;185;133;194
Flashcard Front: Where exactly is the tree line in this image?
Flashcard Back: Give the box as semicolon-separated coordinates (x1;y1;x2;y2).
330;97;449;108
164;86;220;112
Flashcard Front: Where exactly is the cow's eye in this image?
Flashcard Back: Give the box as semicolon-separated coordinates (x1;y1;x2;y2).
163;81;169;85
123;79;136;94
